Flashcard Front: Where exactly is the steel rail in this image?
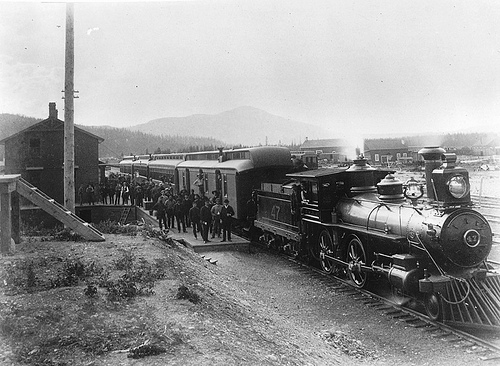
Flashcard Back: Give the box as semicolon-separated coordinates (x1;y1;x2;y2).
278;249;500;360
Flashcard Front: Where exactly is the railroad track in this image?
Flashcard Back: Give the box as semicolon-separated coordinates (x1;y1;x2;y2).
285;255;500;361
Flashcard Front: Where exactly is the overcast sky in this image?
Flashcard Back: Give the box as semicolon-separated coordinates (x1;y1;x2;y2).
1;0;499;138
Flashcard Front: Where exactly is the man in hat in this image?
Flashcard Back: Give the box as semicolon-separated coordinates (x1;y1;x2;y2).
220;198;235;242
200;199;212;243
210;198;223;238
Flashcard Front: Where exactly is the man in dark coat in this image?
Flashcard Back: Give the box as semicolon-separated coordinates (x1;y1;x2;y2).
200;199;212;243
174;198;186;233
188;201;201;239
220;198;235;242
152;197;167;230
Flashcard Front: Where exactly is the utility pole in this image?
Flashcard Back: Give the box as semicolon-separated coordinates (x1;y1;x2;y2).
64;2;75;212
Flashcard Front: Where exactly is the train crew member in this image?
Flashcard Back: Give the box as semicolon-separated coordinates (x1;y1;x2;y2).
188;201;201;239
200;199;212;243
246;193;257;226
220;198;235;242
211;198;222;239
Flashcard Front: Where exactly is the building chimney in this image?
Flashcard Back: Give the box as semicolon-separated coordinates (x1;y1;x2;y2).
49;102;58;119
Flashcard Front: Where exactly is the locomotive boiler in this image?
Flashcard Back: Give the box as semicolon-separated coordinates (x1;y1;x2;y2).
254;147;500;327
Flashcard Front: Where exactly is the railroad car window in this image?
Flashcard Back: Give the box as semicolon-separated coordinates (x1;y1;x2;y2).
223;174;228;197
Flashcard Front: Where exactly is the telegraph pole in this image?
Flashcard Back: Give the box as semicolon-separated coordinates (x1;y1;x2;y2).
64;2;75;212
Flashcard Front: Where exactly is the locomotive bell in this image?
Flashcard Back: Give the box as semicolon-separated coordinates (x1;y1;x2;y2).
377;174;404;201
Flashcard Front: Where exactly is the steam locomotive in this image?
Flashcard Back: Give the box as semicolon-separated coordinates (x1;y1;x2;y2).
254;147;500;328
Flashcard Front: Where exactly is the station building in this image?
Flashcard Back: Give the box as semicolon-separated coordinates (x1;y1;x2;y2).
0;102;104;205
363;138;411;166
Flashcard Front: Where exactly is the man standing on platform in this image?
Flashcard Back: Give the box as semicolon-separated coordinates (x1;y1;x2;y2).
200;199;212;243
188;201;201;239
220;198;235;242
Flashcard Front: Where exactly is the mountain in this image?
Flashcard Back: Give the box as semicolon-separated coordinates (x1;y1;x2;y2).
128;106;333;146
0;113;41;141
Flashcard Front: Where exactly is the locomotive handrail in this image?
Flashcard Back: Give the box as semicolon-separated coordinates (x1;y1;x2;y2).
414;233;445;276
366;203;392;232
413;233;471;305
439;276;471;305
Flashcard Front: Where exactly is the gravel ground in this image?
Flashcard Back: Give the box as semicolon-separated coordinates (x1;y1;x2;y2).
2;235;498;366
191;246;499;366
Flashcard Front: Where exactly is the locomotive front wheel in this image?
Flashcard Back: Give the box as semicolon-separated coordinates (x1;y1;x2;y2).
425;293;445;321
318;230;335;274
346;237;368;288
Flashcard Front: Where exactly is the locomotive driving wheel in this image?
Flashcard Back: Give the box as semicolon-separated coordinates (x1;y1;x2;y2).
318;230;335;274
346;237;368;288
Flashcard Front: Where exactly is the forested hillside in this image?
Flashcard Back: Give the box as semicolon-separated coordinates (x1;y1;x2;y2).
81;126;224;159
0;114;224;160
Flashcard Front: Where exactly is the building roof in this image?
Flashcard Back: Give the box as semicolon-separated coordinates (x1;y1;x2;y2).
0;116;104;145
364;138;408;151
300;138;350;149
472;136;500;148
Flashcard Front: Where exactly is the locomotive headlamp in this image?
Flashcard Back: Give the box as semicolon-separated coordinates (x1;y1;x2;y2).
447;175;469;199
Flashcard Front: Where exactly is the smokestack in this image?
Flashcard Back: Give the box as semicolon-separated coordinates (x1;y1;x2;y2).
49;102;58;119
418;146;445;201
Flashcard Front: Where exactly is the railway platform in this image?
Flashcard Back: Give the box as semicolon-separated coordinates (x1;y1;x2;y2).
135;206;249;253
170;232;249;253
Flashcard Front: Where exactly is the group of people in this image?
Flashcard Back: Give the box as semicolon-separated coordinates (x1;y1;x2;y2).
77;174;237;243
152;188;235;243
77;174;171;207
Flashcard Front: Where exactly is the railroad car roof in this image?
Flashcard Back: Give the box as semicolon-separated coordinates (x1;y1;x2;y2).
177;160;255;172
148;159;185;168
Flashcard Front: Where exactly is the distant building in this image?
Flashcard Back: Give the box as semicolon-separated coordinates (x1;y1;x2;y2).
0;102;104;204
299;138;354;163
363;138;411;166
471;136;500;156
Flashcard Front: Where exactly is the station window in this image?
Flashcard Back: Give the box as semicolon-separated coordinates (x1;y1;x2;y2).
396;153;401;160
375;154;380;162
29;138;40;156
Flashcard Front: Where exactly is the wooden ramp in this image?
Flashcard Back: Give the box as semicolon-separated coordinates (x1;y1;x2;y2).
16;178;105;242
